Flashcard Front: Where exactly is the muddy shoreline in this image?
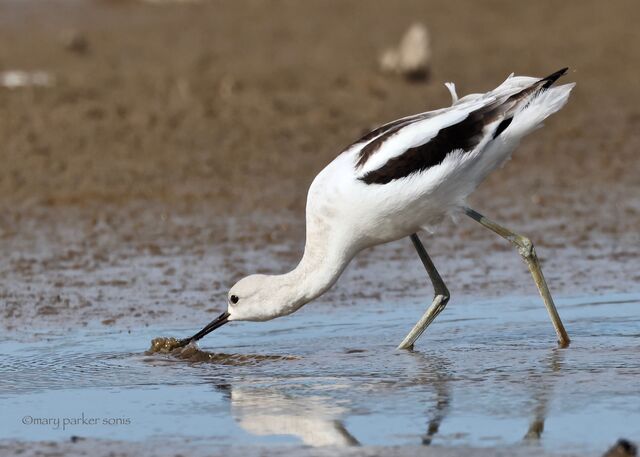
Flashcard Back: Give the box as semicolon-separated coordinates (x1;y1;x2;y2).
1;0;639;336
0;440;592;457
1;199;638;337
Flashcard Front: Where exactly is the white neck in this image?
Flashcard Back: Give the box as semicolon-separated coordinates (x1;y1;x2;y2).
278;234;355;311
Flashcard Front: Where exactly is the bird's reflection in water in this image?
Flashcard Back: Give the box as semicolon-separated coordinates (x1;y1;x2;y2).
211;351;455;447
523;347;565;442
406;347;564;446
206;346;564;447
215;384;359;446
402;351;453;446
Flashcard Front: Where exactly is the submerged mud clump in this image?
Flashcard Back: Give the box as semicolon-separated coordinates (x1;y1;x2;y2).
146;336;298;365
148;337;184;353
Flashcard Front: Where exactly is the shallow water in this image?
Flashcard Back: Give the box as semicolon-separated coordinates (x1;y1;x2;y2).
1;293;639;453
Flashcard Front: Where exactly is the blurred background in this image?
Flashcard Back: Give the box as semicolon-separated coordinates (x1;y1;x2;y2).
1;0;638;209
0;0;638;330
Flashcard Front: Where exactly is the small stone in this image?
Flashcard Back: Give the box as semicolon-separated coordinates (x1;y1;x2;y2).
602;439;638;457
62;30;89;55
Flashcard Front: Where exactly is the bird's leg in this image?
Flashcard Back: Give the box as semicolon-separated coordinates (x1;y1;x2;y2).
397;234;450;350
463;207;570;347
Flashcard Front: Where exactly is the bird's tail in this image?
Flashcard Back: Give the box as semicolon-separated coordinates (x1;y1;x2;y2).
501;68;575;139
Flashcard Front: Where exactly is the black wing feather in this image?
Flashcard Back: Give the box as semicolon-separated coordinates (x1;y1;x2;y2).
359;68;568;185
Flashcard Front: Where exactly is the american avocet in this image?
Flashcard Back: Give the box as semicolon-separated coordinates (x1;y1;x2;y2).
182;68;574;350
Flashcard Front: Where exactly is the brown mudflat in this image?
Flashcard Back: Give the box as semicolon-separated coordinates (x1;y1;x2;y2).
1;0;638;336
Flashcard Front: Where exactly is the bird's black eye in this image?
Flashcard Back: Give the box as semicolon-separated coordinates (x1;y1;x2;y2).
230;295;239;304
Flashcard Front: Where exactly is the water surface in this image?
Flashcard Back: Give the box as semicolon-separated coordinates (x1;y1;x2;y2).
1;293;639;454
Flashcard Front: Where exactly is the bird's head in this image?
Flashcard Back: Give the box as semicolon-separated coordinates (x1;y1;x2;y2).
179;274;302;345
227;274;298;321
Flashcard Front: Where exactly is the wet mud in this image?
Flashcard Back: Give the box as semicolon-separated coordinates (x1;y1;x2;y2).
147;336;184;353
0;0;638;337
146;336;297;363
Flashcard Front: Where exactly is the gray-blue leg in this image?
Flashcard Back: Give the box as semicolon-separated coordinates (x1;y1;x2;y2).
397;234;450;350
464;207;570;347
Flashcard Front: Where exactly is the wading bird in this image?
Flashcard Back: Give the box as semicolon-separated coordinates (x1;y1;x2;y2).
181;69;573;350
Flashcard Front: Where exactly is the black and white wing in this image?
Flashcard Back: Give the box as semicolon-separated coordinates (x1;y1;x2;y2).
351;68;569;185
